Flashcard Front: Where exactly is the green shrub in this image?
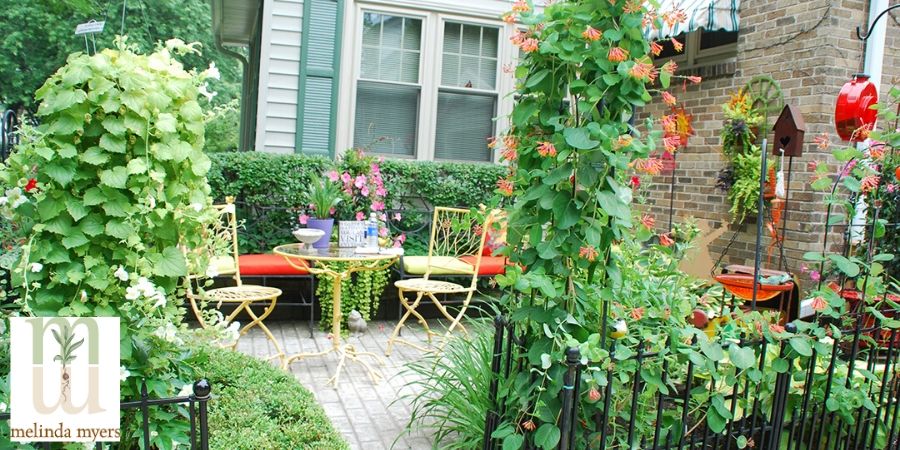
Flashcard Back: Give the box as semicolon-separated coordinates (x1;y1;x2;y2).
206;152;503;253
194;346;348;450
204;99;240;153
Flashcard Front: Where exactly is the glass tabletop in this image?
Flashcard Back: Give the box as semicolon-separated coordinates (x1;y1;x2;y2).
273;244;401;262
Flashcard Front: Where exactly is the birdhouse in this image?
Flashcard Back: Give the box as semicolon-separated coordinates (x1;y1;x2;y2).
834;74;878;141
772;104;805;157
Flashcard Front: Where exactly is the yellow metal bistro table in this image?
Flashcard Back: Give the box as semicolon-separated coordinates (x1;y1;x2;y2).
273;244;399;386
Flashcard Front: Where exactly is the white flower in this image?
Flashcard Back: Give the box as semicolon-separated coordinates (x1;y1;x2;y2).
154;322;181;344
119;366;130;382
80;290;88;302
198;83;217;102
125;286;141;300
0;196;7;206
205;265;219;279
30;263;43;273
203;62;220;80
224;321;241;342
178;384;193;398
152;290;167;308
191;202;204;212
0;402;6;412
147;196;156;209
114;266;129;282
6;188;26;209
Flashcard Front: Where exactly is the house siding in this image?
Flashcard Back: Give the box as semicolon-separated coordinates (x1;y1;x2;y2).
255;0;304;154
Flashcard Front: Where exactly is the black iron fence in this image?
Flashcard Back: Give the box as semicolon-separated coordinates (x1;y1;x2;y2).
484;310;900;450
1;109;19;163
0;379;211;449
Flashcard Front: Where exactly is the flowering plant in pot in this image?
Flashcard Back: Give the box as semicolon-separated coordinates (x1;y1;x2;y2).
300;175;343;249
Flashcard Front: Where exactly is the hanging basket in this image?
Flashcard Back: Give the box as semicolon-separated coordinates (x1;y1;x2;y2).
715;273;794;301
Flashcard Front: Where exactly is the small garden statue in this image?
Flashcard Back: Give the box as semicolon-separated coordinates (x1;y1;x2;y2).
347;310;367;335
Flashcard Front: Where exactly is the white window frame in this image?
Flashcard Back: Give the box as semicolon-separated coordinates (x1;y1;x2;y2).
654;28;738;71
335;1;519;163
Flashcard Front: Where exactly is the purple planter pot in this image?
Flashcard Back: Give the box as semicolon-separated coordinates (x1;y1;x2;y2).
306;218;334;249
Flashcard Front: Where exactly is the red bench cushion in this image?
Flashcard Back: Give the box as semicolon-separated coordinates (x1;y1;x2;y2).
460;255;509;276
239;254;309;276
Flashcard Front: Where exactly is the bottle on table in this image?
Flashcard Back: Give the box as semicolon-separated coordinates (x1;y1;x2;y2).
366;212;379;249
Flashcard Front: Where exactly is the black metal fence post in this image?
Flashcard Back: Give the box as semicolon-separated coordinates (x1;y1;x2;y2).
140;380;150;448
558;347;580;450
483;315;507;450
193;379;212;450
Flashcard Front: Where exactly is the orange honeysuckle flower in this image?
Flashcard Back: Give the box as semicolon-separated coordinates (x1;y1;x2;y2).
650;41;663;56
497;178;514;196
510;30;528;46
629;60;655;80
608;47;629;63
579;245;599;262
662;60;678;75
487;136;498;149
661;114;677;134
503;135;519;150
501;146;518;161
640;214;655;229
769;324;785;334
686;75;702;84
814;133;830;150
631;307;645;321
671;37;683;52
658;233;674;246
867;144;885;160
520;38;540;53
623;0;642;14
662;91;677;106
537;141;557;157
615;134;633;149
663;135;682;153
632;157;664;175
512;0;530;13
860;175;881;193
810;296;827;312
582;26;602;41
502;13;516;24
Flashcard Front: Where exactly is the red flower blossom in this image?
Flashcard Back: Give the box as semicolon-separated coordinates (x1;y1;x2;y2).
632;158;664;176
640;214;655;229
630;307;645;321
579;245;599;262
686;75;702;84
537;141;557;157
608;47;629;63
629;60;655;80
582;26;602;41
661;60;678;75
810;296;827;312
662;91;677;106
814;133;830;150
629;175;641;189
769;324;785;334
671;37;683;52
650;41;663;56
520;38;539;53
658;233;674;246
511;0;530;13
588;388;601;402
623;0;642;14
24;178;37;192
807;161;819;172
860;175;880;194
497;178;514;196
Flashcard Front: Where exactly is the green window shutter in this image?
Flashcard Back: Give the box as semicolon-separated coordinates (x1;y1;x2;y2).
296;0;344;156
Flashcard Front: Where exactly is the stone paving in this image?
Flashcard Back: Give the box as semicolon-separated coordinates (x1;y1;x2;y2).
236;320;438;450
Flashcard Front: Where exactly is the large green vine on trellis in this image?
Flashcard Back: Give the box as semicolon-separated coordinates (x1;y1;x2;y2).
315;265;390;331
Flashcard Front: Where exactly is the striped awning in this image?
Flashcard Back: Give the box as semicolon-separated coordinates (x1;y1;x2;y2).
646;0;741;40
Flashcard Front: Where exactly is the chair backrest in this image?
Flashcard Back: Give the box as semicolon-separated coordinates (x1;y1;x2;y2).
186;197;243;286
424;207;489;288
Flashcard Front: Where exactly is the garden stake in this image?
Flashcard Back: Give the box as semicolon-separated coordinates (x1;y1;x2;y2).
750;138;769;310
667;150;678;231
558;347;580;450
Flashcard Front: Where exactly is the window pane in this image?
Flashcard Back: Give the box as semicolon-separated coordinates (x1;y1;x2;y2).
361;13;421;83
434;91;495;161
700;29;738;50
354;81;419;156
442;22;500;90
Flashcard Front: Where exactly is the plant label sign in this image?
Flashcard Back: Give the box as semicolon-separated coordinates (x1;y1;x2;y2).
339;221;367;248
8;317;121;441
74;21;105;35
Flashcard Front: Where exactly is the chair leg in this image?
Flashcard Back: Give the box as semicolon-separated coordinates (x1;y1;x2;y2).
386;290;425;357
308;277;315;338
238;298;285;365
430;291;473;353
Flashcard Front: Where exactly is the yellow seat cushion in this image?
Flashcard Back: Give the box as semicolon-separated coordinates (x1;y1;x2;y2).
209;255;237;276
402;256;474;275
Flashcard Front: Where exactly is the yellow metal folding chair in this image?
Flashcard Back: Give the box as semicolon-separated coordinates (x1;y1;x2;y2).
184;197;285;365
385;207;488;356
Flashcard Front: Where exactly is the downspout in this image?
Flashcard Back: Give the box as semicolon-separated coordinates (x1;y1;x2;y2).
862;0;887;92
211;0;251;151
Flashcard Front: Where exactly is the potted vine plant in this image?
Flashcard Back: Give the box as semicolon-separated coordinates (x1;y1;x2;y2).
303;175;343;249
716;89;772;222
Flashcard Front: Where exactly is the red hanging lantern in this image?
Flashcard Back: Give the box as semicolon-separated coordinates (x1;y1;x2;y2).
834;74;878;141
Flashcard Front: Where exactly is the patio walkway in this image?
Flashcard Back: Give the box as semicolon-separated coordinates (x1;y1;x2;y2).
236;320;437;449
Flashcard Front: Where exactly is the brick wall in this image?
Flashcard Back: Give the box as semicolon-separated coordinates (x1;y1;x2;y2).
640;0;898;291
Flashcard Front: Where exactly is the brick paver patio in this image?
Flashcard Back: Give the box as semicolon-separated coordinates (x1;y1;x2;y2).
236;320;438;449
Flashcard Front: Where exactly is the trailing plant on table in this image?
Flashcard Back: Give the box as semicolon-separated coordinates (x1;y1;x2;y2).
0;38;219;448
313;261;390;331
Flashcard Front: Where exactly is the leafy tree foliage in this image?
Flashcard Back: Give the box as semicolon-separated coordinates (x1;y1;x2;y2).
0;0;241;110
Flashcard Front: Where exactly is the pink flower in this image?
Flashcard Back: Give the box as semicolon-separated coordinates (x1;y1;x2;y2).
371;201;385;211
841;160;858;178
588;388;601;402
379;227;389;237
376;187;387;197
393;213;402;221
579;246;599;261
810;270;821;282
807;161;818;172
814;133;830;150
356;211;366;221
329;207;336;216
299;214;309;225
341;172;352;184
360;186;370;197
370;163;381;175
327;170;340;182
379;213;387;221
354;175;367;189
887;183;897;193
